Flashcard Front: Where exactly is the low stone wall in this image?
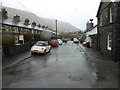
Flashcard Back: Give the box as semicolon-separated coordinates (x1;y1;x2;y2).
90;34;98;50
3;44;30;57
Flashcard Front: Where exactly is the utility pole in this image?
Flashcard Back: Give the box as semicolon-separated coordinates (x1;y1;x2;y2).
1;2;2;7
55;19;57;39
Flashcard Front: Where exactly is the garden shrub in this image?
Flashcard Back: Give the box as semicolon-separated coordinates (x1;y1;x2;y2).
2;35;15;47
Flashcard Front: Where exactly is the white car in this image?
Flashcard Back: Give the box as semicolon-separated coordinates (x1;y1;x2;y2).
73;38;79;43
31;41;51;54
57;39;63;45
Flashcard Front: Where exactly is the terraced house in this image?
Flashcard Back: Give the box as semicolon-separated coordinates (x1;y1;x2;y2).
96;1;120;61
0;8;55;44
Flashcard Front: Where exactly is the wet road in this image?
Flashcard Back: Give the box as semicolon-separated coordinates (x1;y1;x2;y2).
3;41;97;88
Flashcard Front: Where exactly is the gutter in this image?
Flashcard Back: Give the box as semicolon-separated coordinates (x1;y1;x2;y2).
2;55;31;70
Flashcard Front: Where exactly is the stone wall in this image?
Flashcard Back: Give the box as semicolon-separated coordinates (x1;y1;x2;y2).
113;23;120;61
97;2;120;61
90;35;98;50
3;44;30;57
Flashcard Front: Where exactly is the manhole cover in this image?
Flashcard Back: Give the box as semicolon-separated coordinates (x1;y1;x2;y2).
69;75;83;81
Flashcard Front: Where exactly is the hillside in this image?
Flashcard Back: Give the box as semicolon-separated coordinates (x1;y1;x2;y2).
2;6;79;33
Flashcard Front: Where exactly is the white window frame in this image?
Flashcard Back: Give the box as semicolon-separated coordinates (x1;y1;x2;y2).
107;33;112;51
100;15;103;26
6;26;8;32
16;27;19;33
110;7;112;23
32;29;34;34
35;30;37;34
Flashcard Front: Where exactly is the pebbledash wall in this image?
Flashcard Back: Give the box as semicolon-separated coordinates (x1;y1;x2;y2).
96;1;120;61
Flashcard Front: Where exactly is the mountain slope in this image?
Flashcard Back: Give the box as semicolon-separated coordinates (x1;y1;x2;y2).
2;6;79;33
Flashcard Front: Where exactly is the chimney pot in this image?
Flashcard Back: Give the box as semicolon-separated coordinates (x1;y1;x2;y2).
13;14;20;22
2;8;8;19
32;21;36;26
24;18;30;25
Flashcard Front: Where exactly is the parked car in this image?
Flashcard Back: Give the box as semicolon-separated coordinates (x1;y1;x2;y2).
31;41;51;54
82;42;87;47
57;39;63;45
49;39;59;47
73;38;79;43
62;39;67;43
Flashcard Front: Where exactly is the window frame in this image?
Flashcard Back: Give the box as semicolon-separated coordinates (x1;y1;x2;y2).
107;33;112;51
100;15;103;26
109;7;112;23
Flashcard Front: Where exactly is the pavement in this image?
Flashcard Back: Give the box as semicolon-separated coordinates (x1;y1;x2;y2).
79;44;119;88
2;50;31;70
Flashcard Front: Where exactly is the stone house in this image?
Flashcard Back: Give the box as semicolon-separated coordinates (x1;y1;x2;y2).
85;24;98;49
0;8;55;44
96;1;120;61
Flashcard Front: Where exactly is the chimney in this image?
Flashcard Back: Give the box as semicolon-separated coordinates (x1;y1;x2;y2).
86;19;94;31
38;24;41;28
24;18;30;25
32;21;36;26
2;8;8;19
13;14;20;22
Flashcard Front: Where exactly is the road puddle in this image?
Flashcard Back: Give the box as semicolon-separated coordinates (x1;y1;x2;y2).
69;75;83;81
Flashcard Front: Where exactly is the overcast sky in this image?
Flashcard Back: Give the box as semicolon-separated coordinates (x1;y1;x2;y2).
1;0;105;30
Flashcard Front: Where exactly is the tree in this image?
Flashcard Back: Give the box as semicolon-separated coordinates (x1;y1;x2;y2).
59;32;79;39
34;34;41;41
24;32;33;43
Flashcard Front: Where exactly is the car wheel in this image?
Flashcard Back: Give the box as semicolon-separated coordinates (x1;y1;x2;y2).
43;50;46;54
31;52;34;55
49;48;51;52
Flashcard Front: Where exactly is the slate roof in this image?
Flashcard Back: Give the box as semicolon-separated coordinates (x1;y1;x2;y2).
2;17;43;31
1;17;57;34
0;9;57;34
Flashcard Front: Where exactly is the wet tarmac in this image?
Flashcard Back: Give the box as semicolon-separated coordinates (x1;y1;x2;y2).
3;41;97;88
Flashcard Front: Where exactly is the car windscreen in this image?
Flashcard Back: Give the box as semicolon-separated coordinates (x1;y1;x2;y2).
35;42;47;46
51;40;58;42
74;38;78;41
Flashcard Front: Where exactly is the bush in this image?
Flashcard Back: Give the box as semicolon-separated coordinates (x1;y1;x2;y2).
2;35;15;47
2;35;15;57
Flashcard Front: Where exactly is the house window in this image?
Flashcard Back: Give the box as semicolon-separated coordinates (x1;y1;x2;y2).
16;27;19;33
36;30;37;34
32;29;34;34
100;15;103;26
110;7;112;23
2;25;6;30
6;26;8;32
107;33;112;51
18;28;20;33
10;27;13;32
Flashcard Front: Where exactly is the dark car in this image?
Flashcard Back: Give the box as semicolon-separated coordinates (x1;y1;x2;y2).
49;39;59;47
62;39;67;43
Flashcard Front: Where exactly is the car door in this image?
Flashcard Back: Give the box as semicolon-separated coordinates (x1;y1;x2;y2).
45;43;50;52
